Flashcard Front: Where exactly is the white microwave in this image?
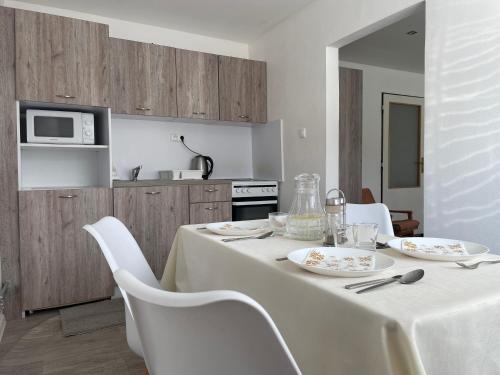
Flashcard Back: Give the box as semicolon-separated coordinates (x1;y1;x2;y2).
26;109;95;145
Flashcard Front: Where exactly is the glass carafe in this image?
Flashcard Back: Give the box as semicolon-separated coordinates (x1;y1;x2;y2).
286;173;325;240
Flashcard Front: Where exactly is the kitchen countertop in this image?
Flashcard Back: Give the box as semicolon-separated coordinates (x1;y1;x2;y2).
113;179;232;188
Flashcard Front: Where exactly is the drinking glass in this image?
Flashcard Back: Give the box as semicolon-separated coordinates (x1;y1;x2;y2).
336;224;354;248
269;212;288;235
353;223;379;250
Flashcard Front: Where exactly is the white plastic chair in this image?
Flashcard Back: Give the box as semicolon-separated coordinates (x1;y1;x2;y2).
83;216;160;357
114;268;302;375
346;203;395;236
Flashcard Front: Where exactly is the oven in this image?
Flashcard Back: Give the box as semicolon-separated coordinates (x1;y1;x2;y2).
232;180;278;221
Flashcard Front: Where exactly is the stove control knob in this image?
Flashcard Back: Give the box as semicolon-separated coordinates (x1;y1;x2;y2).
246;188;251;193
261;188;265;193
272;187;277;193
235;188;240;193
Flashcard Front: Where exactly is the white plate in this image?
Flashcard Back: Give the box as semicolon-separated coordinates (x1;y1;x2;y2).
287;247;395;277
387;237;489;261
206;221;269;236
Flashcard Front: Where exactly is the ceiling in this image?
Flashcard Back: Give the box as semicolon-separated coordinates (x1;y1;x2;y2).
15;0;316;43
339;5;425;74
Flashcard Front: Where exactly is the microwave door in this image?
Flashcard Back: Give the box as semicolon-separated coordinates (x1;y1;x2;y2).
26;110;83;144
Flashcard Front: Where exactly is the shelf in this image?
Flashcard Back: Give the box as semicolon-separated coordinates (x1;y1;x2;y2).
20;143;109;151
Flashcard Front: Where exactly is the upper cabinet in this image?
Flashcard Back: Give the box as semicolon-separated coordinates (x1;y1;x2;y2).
176;49;219;120
15;9;110;107
219;56;267;124
13;8;266;122
110;38;177;117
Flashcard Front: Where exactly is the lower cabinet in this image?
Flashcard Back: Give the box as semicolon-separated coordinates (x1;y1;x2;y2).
190;202;232;224
113;186;189;278
19;188;114;311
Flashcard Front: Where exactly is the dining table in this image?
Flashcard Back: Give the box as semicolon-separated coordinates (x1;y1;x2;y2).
161;221;500;375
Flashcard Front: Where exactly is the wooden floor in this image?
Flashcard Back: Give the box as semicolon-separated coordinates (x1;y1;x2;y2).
0;311;145;374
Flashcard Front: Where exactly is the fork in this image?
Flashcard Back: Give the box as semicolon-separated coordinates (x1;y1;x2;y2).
221;231;274;242
456;260;500;269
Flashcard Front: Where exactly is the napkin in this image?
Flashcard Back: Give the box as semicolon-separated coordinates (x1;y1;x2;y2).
402;240;468;255
303;249;375;271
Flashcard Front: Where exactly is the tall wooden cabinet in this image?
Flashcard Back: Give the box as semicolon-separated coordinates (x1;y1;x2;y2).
219;56;267;123
176;49;219;120
15;9;110;107
110;38;177;117
0;7;21;320
19;188;114;311
113;186;189;278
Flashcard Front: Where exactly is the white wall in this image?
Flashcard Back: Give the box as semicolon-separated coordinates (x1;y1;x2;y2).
111;118;253;180
4;0;248;58
425;0;500;253
249;0;423;210
339;61;424;201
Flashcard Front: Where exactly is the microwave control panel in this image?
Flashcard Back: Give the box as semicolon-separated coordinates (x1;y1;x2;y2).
82;113;95;144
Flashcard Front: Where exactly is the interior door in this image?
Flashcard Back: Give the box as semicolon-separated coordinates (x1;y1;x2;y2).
339;67;363;203
382;94;424;233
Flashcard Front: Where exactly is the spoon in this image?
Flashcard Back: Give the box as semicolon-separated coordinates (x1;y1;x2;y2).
356;269;424;294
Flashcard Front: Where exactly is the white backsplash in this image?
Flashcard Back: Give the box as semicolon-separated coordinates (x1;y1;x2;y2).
111;117;254;180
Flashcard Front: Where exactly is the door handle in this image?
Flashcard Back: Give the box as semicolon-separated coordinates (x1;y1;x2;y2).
58;194;78;199
204;189;219;193
56;94;76;99
205;206;219;211
145;191;161;195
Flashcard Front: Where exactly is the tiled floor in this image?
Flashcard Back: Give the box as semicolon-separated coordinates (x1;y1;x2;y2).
0;311;144;374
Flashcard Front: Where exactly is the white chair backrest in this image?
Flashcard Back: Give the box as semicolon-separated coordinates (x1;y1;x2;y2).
346;203;394;236
114;269;302;375
84;216;157;358
83;216;159;288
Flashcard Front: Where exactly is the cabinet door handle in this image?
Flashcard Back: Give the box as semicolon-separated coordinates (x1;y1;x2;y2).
56;94;76;99
199;112;206;115
192;111;199;115
58;194;77;199
205;206;219;211
238;114;249;119
204;189;219;193
145;191;161;195
136;106;151;111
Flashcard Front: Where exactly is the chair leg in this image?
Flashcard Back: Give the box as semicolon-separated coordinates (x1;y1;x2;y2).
144;365;149;375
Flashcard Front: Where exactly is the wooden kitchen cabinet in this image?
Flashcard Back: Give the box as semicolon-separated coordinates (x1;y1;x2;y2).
219;56;267;123
15;9;110;107
189;183;231;203
19;188;114;311
190;202;232;225
189;183;232;224
110;38;177;117
176;49;219;120
113;186;189;278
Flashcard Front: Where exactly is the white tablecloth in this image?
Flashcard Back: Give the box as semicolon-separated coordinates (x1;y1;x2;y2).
161;224;500;375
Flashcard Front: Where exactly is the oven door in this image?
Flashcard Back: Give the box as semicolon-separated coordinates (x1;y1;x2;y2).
232;199;278;221
27;110;82;144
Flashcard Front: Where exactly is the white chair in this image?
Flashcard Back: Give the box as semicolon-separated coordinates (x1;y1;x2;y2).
83;216;160;358
346;203;395;236
114;268;302;375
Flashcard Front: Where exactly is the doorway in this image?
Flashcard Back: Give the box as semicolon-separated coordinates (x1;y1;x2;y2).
338;3;425;234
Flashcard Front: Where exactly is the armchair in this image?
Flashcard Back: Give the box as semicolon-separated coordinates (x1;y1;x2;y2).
361;188;420;237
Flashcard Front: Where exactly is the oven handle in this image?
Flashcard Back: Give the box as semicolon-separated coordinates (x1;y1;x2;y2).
232;200;278;206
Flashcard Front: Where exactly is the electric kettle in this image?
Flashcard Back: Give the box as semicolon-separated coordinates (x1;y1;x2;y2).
191;155;214;180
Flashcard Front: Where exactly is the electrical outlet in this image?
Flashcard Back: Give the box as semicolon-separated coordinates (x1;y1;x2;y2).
170;134;180;142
